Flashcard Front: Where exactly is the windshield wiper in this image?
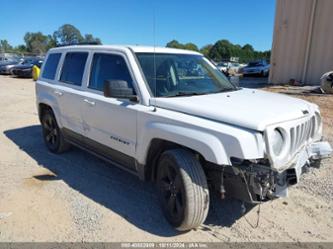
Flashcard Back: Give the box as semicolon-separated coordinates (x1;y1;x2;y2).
167;88;240;97
168;91;202;97
211;88;239;93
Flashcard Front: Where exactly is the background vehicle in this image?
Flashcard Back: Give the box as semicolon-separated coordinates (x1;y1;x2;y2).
217;62;245;75
0;53;21;63
0;60;20;74
228;62;244;75
11;58;43;78
216;62;230;73
242;60;270;77
36;45;331;231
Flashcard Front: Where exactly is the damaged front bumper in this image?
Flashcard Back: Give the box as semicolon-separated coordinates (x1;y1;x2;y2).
206;141;332;204
273;141;332;198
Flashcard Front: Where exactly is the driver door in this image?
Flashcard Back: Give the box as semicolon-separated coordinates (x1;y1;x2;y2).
81;52;138;171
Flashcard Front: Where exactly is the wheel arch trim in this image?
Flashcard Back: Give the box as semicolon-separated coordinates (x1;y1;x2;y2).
137;122;230;168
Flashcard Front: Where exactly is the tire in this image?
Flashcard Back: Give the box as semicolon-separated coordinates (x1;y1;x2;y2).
156;149;209;231
41;110;70;153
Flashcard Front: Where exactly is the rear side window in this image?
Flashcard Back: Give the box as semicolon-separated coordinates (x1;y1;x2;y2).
60;52;88;86
89;53;134;91
42;53;61;80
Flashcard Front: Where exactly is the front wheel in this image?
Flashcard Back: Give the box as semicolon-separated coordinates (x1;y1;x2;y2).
156;149;210;231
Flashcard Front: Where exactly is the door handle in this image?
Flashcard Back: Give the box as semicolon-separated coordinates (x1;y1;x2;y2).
54;90;63;96
84;99;95;106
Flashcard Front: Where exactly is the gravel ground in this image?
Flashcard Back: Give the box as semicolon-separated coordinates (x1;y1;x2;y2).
0;76;332;242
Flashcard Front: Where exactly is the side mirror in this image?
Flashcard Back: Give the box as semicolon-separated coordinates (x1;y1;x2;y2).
103;80;138;102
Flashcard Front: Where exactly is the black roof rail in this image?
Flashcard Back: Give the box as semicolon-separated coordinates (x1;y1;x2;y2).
56;42;101;47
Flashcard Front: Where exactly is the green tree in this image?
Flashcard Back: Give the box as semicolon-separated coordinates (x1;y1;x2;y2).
209;39;233;61
166;40;199;52
24;32;51;54
166;40;184;49
53;24;84;45
208;39;270;63
46;35;57;50
83;34;102;44
200;44;213;57
0;40;13;52
13;45;28;54
183;43;199;52
242;44;254;52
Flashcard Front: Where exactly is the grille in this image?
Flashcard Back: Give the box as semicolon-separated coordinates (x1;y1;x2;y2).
289;116;315;154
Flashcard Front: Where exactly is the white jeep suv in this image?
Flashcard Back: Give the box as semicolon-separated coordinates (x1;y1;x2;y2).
36;45;332;231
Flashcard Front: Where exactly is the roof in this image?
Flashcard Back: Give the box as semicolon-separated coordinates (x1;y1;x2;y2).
50;44;202;55
127;45;201;55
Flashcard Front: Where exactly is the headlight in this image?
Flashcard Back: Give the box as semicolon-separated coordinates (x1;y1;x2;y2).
272;128;284;156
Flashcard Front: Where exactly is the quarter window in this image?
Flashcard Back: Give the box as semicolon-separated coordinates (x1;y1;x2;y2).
60;52;88;86
89;53;134;91
42;53;61;80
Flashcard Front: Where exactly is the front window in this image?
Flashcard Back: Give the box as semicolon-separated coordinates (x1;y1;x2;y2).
136;53;236;97
89;53;134;92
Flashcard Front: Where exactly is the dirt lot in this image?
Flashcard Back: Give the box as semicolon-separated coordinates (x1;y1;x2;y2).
0;75;332;242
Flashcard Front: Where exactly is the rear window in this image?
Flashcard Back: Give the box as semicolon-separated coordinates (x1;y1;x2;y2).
60;52;88;86
42;53;61;80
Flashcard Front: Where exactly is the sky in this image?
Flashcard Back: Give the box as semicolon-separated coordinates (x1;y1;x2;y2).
0;0;276;51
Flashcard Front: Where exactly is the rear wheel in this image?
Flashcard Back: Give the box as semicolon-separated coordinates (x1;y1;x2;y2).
156;149;209;231
41;110;70;153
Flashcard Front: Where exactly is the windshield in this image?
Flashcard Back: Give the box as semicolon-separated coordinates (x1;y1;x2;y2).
136;53;236;97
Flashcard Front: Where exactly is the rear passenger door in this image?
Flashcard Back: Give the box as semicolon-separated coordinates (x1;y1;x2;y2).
81;52;138;170
56;52;88;139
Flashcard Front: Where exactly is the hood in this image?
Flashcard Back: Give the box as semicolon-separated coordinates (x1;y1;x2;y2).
152;88;313;131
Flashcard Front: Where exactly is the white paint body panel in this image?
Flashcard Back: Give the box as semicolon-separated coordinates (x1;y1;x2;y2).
152;88;314;131
36;45;330;174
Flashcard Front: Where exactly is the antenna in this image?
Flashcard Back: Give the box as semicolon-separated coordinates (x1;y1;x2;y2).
152;3;157;112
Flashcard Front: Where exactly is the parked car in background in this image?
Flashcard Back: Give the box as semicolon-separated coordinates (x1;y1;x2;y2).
217;62;245;75
11;58;43;78
228;62;244;75
0;53;21;63
236;63;247;73
242;60;270;77
216;62;231;74
0;60;20;74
